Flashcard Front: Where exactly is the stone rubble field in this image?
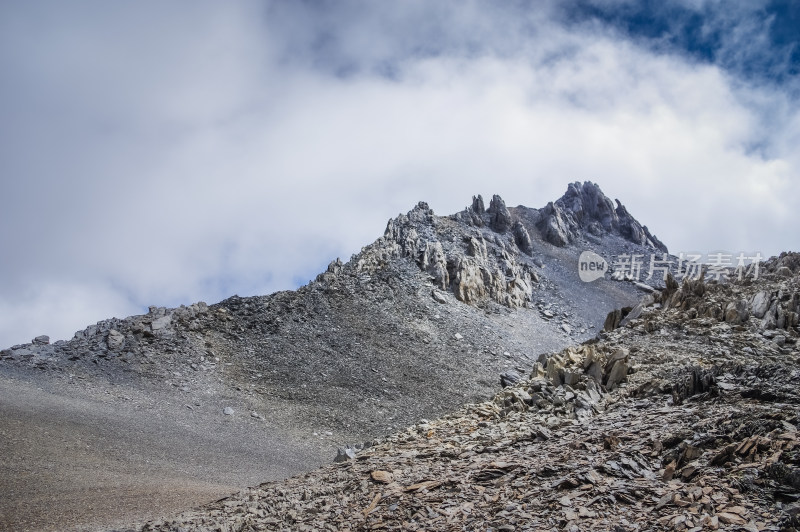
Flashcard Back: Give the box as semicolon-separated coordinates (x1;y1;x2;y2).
139;254;800;531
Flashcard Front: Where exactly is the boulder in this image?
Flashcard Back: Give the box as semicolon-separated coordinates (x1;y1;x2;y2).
603;348;630;392
724;299;750;325
500;371;521;388
334;447;357;462
431;290;448;304
537;202;571;246
107;329;125;350
151;315;172;332
750;291;772;319
538;345;631;391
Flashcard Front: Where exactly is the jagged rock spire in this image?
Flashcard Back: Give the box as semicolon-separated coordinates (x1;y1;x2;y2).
487;195;512;233
471;195;485;214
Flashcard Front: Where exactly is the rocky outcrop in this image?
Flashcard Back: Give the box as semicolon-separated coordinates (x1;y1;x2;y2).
346;185;673;313
512;220;533;255
379;197;538;308
452;182;667;261
533;344;631;394
471;194;485;215
487;194;512;233
535;181;668;251
420;240;449;289
537;201;572;246
655;258;800;333
765;251;800;274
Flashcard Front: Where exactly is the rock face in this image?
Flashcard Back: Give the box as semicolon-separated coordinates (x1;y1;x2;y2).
487;194;512;233
383;200;539;308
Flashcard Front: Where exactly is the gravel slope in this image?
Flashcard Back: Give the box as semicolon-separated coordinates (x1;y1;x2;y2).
0;371;327;532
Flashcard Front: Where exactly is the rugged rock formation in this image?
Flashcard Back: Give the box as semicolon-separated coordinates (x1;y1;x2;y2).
652;268;800;333
378;183;671;312
534;181;668;250
381;200;539;308
512;220;533;255
487;194;513;233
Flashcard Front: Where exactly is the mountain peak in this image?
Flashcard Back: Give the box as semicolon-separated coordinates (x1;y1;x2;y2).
373;183;668;312
536;181;668;252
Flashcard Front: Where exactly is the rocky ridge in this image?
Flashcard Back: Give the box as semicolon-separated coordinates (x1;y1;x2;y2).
0;182;664;444
141;253;800;531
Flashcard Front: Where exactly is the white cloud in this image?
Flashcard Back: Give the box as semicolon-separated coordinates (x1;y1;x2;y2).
0;1;797;347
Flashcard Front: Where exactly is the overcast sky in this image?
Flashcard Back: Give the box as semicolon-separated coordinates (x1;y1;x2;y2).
1;0;798;347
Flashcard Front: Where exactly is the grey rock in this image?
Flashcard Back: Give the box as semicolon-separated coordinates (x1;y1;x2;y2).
500;371;521;388
223;407;234;416
466;237;487;260
148;306;167;318
535;182;668;252
334;446;357;462
32;335;50;345
512;220;533;255
151;315;172;332
605;359;628;391
431;290;448;304
538;202;571;246
724;299;750;325
604;309;622;331
384;200;537;309
751;291;772;319
420;240;449;289
107;329;125;350
327;258;343;275
451;257;487;304
471;195;485;215
562;369;581;386
487;195;512;233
